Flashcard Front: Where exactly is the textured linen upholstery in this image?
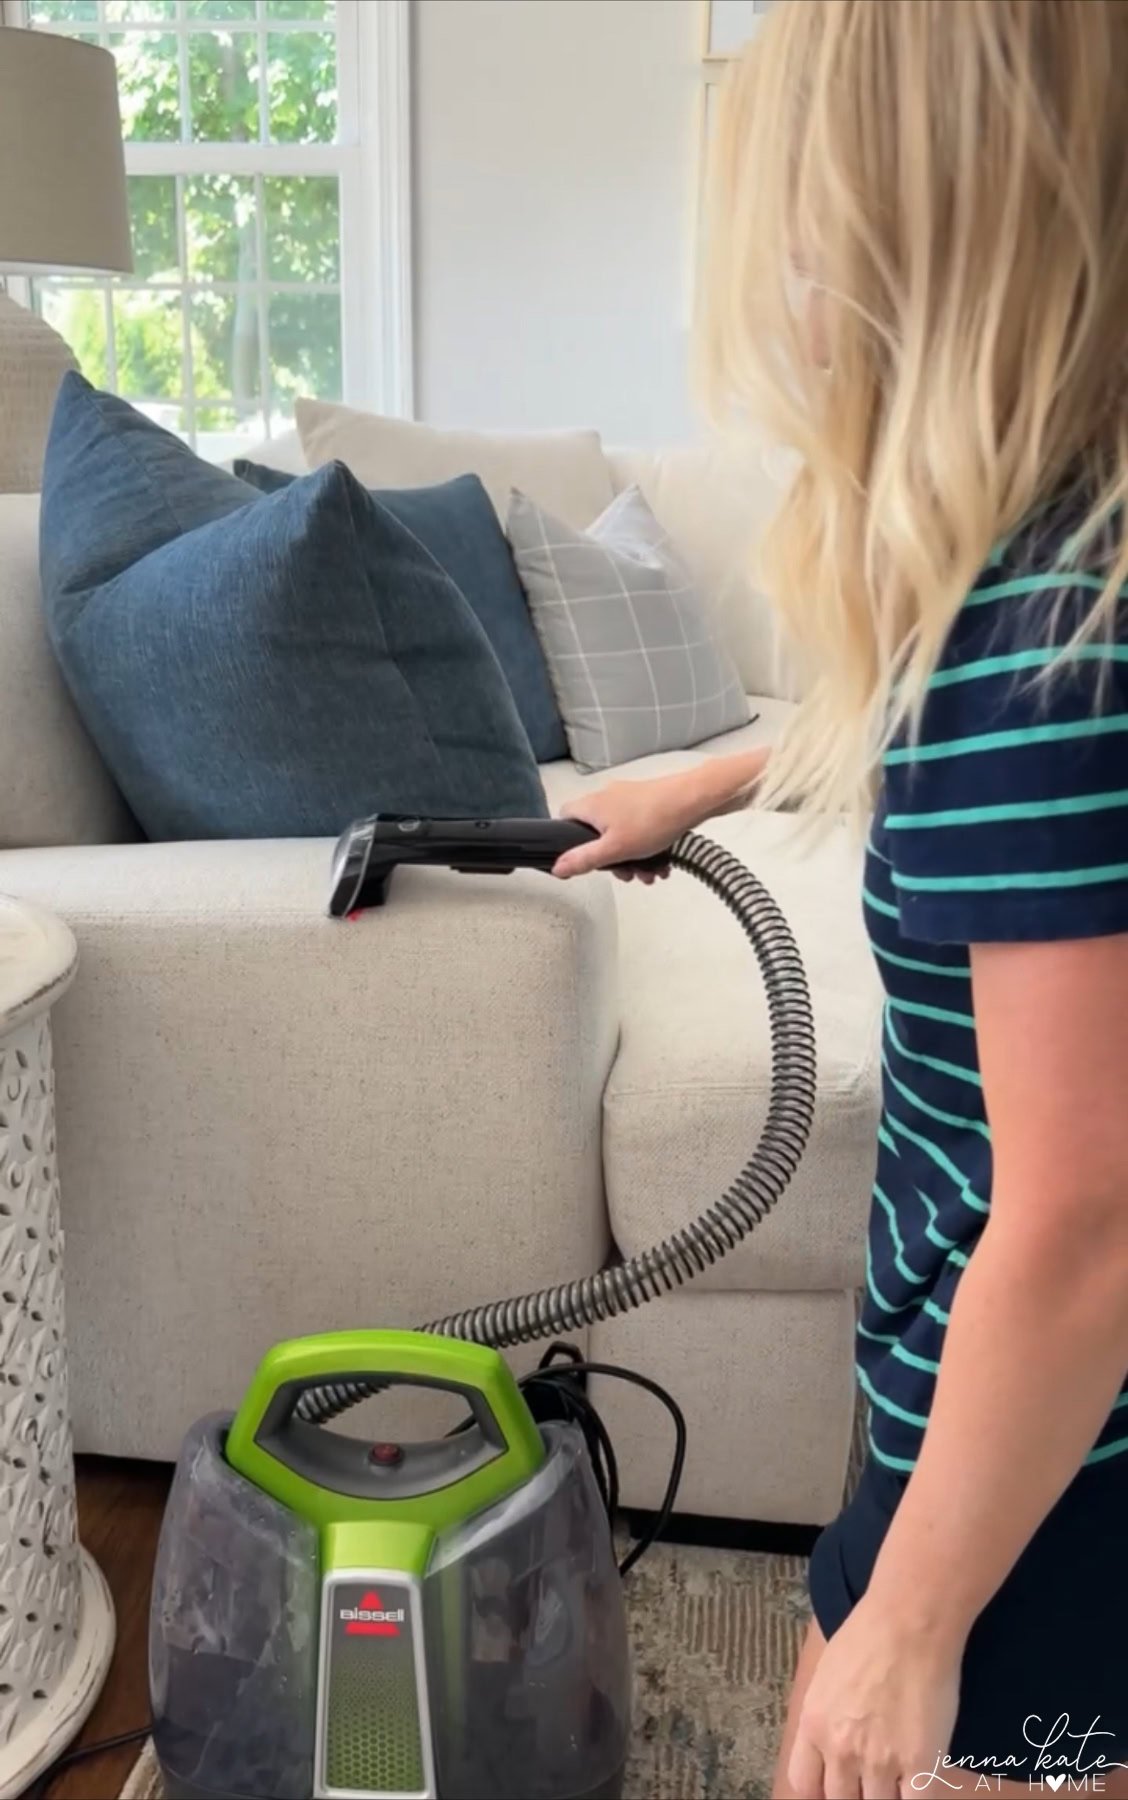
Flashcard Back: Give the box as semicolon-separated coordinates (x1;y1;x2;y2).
592;1291;859;1524
0;838;619;1458
601;808;881;1293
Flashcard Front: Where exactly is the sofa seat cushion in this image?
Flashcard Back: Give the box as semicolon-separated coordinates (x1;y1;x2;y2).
0;836;618;1457
602;807;882;1292
539;699;792;808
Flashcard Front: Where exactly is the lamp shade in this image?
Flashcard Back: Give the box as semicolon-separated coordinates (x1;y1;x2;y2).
0;28;132;275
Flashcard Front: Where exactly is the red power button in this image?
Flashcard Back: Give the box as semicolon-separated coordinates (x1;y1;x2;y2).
369;1442;404;1467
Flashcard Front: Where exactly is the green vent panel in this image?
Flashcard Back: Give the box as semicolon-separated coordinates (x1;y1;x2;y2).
323;1580;427;1795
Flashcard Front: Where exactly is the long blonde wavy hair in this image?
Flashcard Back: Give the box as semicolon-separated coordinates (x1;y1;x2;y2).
699;0;1128;818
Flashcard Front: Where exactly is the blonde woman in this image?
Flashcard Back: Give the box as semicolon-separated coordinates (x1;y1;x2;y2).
553;3;1128;1795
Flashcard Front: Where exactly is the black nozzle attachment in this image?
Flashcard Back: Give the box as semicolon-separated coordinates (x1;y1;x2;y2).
328;813;671;916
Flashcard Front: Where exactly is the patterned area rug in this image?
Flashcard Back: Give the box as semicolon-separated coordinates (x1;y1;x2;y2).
623;1538;811;1798
120;1539;812;1800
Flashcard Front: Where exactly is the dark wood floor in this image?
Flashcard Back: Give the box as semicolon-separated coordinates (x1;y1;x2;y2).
40;1457;172;1800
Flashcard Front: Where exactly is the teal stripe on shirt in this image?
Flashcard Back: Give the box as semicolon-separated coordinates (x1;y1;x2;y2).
893;858;1128;895
891;1340;940;1375
884;710;1128;764
886;786;1128;831
884;1111;989;1213
876;1119;901;1159
885;1010;982;1089
927;643;1128;689
887;996;976;1030
867;1430;918;1473
872;1182;930;1285
857;1317;899;1346
917;1186;962;1253
963;569;1108;607
863;884;900;919
872;941;968;979
882;1051;991;1141
865;1244;925;1318
1085;1433;1128;1466
857;1362;930;1428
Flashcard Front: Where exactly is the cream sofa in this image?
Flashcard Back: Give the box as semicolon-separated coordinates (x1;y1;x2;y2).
0;428;881;1526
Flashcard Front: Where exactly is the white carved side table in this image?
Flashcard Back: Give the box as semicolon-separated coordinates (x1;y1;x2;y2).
0;897;114;1799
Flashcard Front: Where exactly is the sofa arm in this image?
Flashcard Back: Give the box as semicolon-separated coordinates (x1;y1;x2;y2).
0;838;619;1457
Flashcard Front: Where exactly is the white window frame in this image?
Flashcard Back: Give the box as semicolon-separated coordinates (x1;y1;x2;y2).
3;0;413;430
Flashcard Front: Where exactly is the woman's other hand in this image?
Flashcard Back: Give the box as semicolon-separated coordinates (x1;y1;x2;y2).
787;1597;962;1799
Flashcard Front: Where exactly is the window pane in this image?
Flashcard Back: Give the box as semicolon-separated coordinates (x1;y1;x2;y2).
38;285;109;387
185;176;257;283
133;401;187;436
264;176;339;284
113;289;184;400
189;31;260;143
267;2;336;17
28;2;98;22
195;403;255;432
187;1;256;17
267;31;336;144
269;292;341;411
195;403;265;463
110;33;181;141
127;175;180;280
105;1;176;21
191;291;262;412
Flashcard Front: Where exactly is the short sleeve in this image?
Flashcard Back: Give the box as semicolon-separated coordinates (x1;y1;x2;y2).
883;566;1128;946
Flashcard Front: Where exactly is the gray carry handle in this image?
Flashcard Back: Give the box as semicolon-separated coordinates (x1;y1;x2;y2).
254;1371;506;1503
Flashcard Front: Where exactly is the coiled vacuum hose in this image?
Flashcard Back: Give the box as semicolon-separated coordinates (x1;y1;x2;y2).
297;831;817;1427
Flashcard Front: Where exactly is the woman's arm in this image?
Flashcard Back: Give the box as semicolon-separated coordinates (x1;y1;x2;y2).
552;745;770;878
789;929;1128;1798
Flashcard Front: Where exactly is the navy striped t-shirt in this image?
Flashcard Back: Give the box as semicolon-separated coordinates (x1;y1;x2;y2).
860;497;1128;1474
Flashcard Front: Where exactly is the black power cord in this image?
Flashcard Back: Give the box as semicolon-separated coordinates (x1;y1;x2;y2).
519;1342;687;1576
22;1723;151;1797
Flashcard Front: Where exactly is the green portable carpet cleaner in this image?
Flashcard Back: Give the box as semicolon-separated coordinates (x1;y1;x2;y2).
150;815;817;1800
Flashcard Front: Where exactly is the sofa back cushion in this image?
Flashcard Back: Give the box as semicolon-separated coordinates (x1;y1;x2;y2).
297;397;615;529
606;442;798;700
0;494;135;849
40;375;548;840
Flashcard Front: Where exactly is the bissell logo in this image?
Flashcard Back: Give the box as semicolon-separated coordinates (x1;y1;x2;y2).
339;1590;404;1637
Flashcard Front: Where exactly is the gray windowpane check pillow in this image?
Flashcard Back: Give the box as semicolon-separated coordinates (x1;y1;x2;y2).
507;485;750;771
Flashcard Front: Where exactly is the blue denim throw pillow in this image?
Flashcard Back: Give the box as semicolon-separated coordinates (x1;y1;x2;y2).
235;458;567;762
41;376;548;840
